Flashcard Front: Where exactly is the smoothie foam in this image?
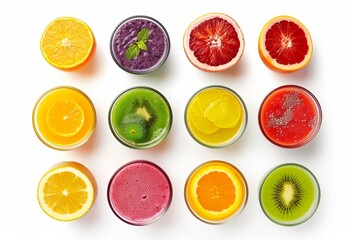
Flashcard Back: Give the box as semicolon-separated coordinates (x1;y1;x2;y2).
108;161;172;225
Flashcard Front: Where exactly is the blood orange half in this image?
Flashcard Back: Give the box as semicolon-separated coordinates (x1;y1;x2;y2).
258;16;313;73
183;13;245;72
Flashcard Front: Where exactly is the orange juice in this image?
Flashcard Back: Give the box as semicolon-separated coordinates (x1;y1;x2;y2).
185;86;247;148
184;160;248;224
33;86;96;150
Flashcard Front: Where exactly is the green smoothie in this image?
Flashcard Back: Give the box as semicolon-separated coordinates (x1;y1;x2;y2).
109;87;172;149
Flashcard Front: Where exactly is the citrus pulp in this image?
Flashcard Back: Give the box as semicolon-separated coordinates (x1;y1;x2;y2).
183;13;245;72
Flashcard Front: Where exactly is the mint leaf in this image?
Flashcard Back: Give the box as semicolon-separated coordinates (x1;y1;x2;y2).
125;43;140;60
137;41;148;51
137;28;150;42
125;28;150;60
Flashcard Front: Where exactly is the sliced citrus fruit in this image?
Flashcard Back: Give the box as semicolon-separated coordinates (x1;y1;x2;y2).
183;13;245;72
40;17;96;71
204;92;241;128
47;100;85;137
189;98;219;134
258;15;313;72
196;88;223;113
185;161;248;223
37;161;97;221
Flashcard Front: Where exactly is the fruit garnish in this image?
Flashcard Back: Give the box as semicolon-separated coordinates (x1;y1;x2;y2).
185;161;248;223
189;98;219;134
119;114;150;142
125;28;150;60
259;164;320;225
188;88;241;134
204;92;241;128
46;100;84;137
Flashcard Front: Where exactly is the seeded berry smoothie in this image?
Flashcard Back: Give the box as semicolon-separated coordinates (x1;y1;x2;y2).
259;85;322;148
107;160;172;225
110;16;170;74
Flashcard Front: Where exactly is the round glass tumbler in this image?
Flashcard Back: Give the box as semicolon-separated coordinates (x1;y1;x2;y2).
107;160;172;226
258;85;322;148
110;15;170;74
108;86;172;150
32;86;96;150
184;160;248;224
259;163;320;226
185;85;247;148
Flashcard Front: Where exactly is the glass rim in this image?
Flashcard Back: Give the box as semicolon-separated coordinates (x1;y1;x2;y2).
109;15;171;75
258;84;322;148
184;85;248;148
184;160;249;224
107;160;173;226
108;86;173;150
32;86;96;151
258;162;321;226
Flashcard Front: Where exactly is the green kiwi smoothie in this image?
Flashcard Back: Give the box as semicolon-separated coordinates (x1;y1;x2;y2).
109;87;172;149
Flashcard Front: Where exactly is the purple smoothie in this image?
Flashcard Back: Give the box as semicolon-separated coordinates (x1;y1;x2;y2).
107;160;172;225
110;16;170;74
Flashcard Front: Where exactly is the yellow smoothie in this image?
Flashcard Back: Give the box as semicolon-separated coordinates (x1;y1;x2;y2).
185;86;247;148
33;86;96;150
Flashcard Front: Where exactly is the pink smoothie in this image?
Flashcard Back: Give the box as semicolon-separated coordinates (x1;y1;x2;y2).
108;160;172;225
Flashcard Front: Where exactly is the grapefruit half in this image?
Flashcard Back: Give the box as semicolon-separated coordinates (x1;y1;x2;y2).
183;13;245;72
258;15;313;73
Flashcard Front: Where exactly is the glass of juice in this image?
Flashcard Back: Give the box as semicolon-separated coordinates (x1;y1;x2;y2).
108;86;172;149
258;85;322;148
110;15;170;74
184;160;248;224
259;163;320;226
107;160;172;226
32;86;96;150
185;85;247;148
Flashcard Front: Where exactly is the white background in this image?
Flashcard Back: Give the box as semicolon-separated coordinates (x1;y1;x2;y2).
1;0;356;239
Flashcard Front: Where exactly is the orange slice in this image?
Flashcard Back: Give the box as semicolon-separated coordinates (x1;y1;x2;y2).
185;161;248;223
37;161;97;221
258;15;313;72
46;100;84;137
40;17;96;71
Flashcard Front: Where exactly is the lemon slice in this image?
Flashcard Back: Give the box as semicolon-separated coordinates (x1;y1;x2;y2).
47;100;84;137
204;92;241;128
189;98;219;134
37;161;97;221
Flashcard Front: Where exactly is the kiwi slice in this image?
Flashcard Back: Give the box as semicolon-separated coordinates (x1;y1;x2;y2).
132;99;157;125
119;114;150;142
259;164;320;225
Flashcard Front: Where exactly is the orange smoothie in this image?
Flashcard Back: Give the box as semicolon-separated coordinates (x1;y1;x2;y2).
33;86;96;150
184;160;248;224
185;86;247;148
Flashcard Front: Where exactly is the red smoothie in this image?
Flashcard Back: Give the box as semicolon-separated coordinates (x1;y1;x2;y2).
107;160;172;225
259;85;322;148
